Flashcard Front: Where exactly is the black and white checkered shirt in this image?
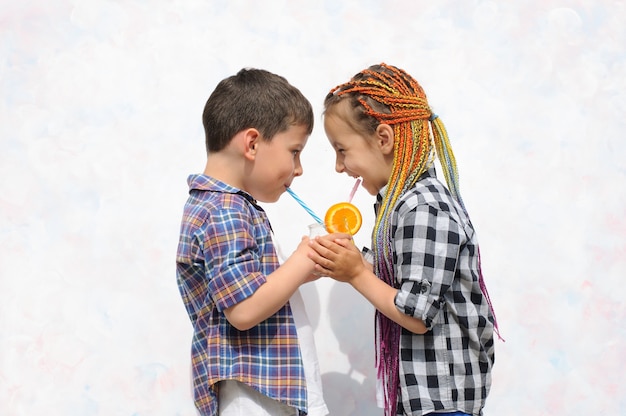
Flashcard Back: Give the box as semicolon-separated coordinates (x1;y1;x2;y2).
384;168;495;415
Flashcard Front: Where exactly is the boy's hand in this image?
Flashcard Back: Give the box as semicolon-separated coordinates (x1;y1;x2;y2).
309;233;365;283
291;236;319;281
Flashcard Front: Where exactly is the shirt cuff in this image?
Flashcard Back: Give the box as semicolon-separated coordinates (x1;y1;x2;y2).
394;280;435;328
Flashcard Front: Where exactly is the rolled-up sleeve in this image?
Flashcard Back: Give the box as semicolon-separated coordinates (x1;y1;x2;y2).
393;203;462;330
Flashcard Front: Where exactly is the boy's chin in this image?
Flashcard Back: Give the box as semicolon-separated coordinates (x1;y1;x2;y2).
256;193;280;204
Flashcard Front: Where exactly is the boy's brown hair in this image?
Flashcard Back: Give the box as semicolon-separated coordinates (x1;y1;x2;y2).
202;68;314;153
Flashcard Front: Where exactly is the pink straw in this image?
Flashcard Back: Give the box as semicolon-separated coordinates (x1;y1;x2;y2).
347;178;361;203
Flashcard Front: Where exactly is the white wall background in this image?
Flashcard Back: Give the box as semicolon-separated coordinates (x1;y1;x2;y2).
1;1;625;414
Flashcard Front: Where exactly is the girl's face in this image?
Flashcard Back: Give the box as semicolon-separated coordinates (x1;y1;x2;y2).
244;124;309;203
323;102;394;196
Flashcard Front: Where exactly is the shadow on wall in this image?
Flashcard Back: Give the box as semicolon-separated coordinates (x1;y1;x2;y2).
322;281;381;416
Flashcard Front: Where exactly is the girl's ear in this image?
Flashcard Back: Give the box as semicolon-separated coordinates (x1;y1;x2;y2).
243;128;260;160
376;124;395;155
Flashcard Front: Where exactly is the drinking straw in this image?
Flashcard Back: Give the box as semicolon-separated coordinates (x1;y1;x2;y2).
347;178;362;203
285;188;323;225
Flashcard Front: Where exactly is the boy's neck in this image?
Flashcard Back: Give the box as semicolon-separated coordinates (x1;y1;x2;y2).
203;151;245;190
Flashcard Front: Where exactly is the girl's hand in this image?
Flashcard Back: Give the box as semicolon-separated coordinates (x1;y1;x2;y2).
309;233;365;283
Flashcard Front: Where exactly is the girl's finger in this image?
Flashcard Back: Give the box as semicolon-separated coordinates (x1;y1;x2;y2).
311;238;339;257
332;238;353;248
314;263;331;275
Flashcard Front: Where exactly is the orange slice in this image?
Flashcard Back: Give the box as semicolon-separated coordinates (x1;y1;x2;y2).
324;202;362;234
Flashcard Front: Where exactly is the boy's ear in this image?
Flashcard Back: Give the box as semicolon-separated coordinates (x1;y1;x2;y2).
243;128;260;160
376;124;395;155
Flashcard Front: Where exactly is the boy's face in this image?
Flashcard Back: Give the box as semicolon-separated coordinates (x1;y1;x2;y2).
244;124;309;203
324;105;393;196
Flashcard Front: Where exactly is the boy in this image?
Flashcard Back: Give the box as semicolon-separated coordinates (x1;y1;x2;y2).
176;68;328;416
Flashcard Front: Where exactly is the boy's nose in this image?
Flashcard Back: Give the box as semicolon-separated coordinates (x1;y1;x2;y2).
294;163;303;177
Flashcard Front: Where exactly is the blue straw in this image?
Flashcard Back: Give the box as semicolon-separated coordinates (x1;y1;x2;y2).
285;188;323;225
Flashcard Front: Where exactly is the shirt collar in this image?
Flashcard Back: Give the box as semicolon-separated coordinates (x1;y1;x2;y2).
187;174;259;206
374;167;437;212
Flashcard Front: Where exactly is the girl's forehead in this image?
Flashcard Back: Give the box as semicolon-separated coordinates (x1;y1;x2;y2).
327;98;353;119
324;112;353;136
326;119;376;151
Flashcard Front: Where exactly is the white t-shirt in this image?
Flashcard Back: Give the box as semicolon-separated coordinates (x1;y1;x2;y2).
274;236;329;416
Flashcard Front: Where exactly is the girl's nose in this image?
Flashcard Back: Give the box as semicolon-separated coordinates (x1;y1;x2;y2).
335;158;344;174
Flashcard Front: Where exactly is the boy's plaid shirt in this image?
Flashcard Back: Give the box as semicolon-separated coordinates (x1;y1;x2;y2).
176;174;306;416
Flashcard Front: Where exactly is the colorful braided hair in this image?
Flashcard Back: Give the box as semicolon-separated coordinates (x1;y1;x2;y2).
324;63;501;416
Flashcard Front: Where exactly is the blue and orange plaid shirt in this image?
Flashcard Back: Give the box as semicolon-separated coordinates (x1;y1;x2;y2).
176;174;307;415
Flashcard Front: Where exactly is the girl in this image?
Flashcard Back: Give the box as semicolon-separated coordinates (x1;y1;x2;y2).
310;63;501;416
